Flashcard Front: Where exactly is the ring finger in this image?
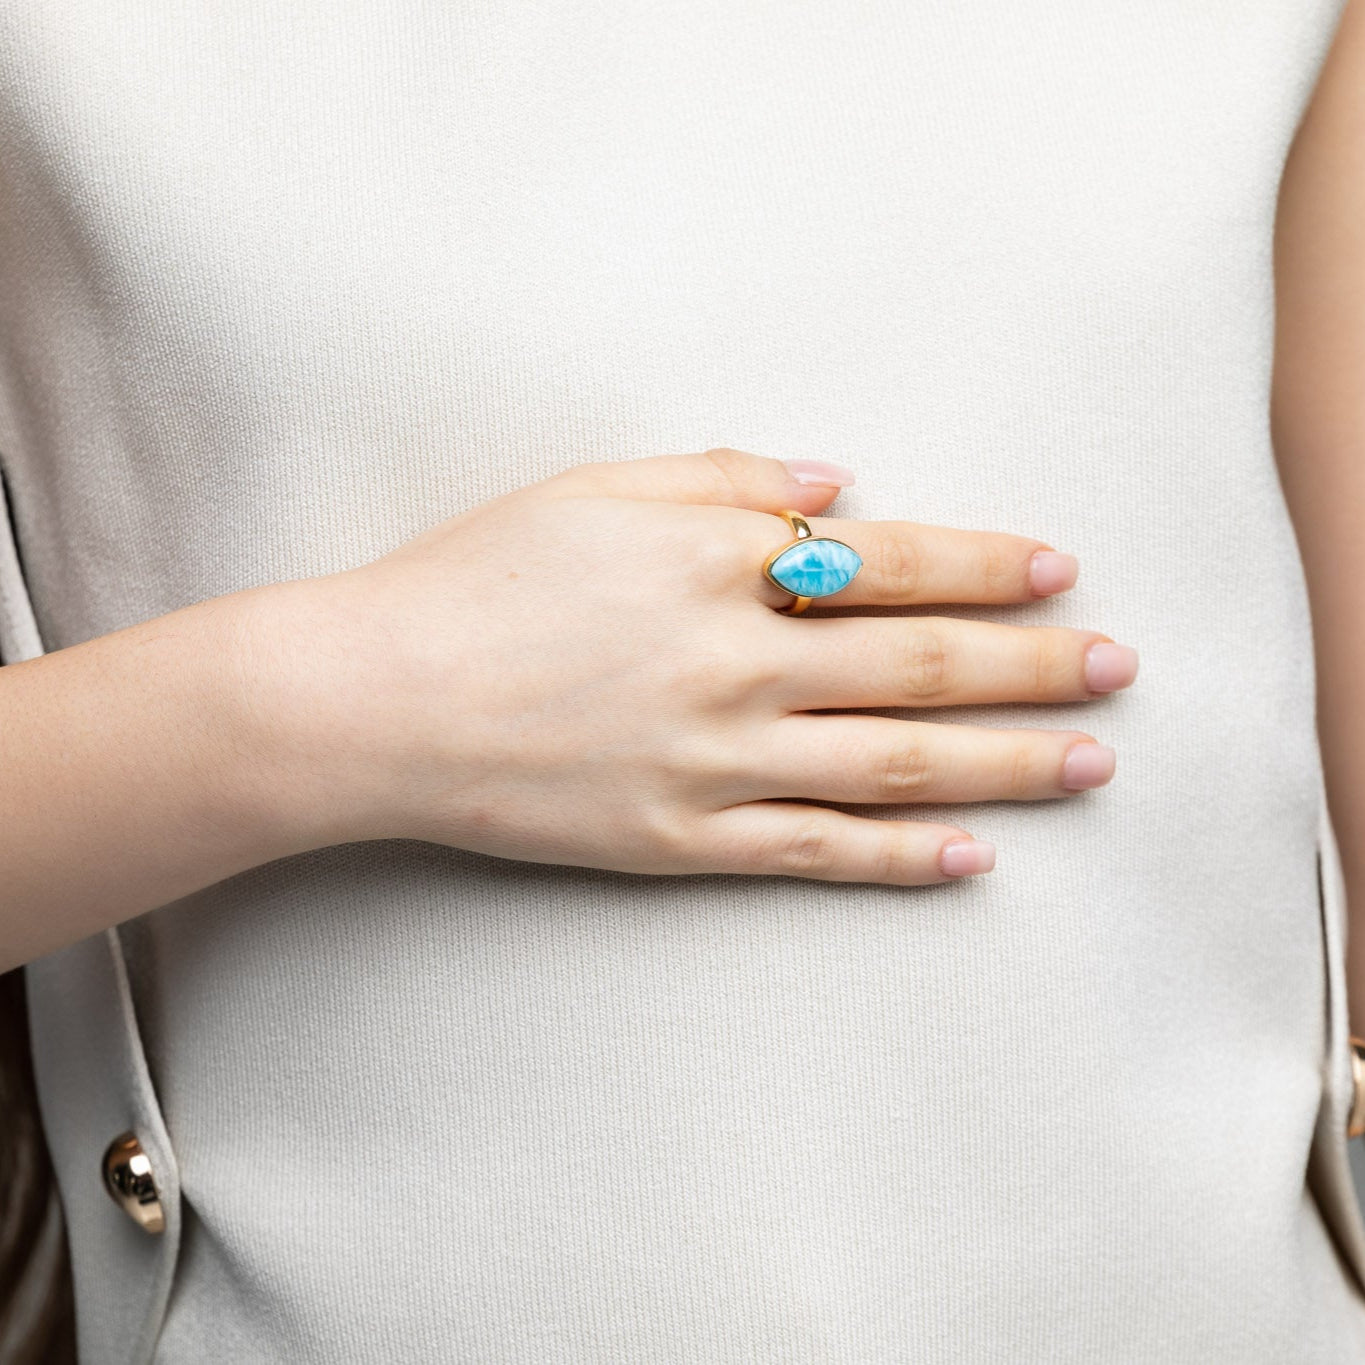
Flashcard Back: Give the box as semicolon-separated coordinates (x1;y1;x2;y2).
744;512;1077;609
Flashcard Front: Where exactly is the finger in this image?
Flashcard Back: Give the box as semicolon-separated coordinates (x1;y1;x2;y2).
692;802;996;883
745;715;1116;804
538;446;856;517
770;616;1139;710
740;514;1077;609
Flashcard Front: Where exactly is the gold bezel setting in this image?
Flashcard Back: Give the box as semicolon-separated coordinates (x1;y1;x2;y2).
762;510;863;615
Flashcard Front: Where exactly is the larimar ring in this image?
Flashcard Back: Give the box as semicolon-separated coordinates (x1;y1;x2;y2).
762;509;864;615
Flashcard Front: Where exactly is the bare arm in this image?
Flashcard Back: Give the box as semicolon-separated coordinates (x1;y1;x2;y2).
1271;0;1365;1030
0;584;328;969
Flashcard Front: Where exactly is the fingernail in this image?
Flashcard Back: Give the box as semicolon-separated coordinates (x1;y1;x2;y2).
1062;741;1116;791
783;458;857;488
1084;642;1139;693
940;838;996;877
1029;550;1079;596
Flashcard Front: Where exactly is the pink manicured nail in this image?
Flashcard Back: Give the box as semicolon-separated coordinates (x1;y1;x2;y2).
1029;550;1079;596
783;458;857;488
940;838;996;877
1085;642;1139;693
1062;742;1116;791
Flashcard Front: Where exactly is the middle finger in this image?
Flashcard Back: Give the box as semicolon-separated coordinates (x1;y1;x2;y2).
768;615;1140;710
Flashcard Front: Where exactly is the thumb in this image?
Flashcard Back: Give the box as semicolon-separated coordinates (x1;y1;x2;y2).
539;447;856;515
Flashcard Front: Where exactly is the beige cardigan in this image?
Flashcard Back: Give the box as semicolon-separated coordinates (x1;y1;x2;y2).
3;1;1365;1359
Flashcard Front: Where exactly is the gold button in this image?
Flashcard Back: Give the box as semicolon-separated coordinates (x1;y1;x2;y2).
1350;1038;1365;1140
101;1132;165;1234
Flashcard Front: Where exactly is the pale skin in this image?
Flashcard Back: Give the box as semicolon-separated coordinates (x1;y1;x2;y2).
4;3;1364;1006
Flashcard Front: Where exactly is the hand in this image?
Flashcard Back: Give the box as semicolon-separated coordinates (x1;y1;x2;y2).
257;448;1137;885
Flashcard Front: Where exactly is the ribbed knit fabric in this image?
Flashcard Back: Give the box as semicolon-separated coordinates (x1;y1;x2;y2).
3;2;1365;1360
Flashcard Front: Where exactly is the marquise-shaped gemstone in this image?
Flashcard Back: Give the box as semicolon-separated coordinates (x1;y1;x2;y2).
766;537;863;598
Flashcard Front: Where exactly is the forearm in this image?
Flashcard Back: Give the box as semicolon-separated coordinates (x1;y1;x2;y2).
0;585;325;972
1273;483;1365;1029
1271;0;1365;1031
1283;442;1365;1028
1314;616;1365;1034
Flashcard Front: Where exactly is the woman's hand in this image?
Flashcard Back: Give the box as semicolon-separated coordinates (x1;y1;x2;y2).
0;446;1138;969
258;448;1137;885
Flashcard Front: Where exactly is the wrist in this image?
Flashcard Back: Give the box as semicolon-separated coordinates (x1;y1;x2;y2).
211;576;373;858
223;569;428;855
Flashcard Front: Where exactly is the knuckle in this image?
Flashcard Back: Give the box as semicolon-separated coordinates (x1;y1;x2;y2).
698;446;755;500
682;810;745;873
865;827;908;883
775;816;839;875
658;731;752;805
570;457;612;477
540;458;609;494
873;532;925;597
674;530;745;595
666;646;766;711
1006;743;1039;797
899;626;953;700
879;741;937;797
979;544;1017;593
1031;631;1073;695
641;806;710;871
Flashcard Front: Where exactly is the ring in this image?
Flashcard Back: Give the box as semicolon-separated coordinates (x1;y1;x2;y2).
761;509;864;615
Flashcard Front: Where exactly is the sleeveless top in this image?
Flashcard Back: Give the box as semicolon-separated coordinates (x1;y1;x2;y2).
3;3;1364;1360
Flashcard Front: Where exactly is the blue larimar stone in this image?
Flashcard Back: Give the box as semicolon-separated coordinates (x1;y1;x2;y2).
766;537;863;598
